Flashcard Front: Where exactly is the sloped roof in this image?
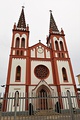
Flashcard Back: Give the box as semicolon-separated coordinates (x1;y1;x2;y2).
49;10;59;32
17;6;26;28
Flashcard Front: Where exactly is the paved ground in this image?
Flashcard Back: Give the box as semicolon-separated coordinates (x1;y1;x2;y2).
0;110;80;120
0;114;80;120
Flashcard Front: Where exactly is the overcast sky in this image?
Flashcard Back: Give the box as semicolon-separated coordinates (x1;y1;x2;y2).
0;0;80;92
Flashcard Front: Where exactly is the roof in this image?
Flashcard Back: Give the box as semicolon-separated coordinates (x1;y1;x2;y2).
17;6;26;29
49;10;59;32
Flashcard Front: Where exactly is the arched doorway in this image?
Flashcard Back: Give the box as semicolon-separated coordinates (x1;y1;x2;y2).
36;85;52;110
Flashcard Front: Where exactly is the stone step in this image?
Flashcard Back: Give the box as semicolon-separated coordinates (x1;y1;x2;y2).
34;110;60;116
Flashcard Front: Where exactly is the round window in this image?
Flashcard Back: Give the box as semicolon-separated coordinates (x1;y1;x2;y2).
34;65;49;79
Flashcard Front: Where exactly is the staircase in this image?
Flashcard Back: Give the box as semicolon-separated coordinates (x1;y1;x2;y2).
34;110;60;116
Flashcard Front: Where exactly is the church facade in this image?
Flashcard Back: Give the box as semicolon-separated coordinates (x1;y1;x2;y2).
4;7;77;111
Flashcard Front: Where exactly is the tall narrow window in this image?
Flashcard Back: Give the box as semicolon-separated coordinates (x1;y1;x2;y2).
62;67;68;81
15;37;20;48
14;91;19;106
60;41;64;51
16;66;21;81
58;53;60;57
21;38;25;48
21;50;24;55
55;41;59;50
62;53;65;58
16;50;19;55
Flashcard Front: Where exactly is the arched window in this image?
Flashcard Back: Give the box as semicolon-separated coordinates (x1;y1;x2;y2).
60;41;64;51
14;91;19;106
55;41;59;50
66;90;70;97
16;50;19;55
62;67;68;81
15;37;20;48
16;66;21;81
62;53;65;58
21;38;25;48
58;53;60;57
21;50;24;56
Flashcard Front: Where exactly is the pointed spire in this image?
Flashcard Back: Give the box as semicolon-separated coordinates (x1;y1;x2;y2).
49;10;59;32
17;6;26;29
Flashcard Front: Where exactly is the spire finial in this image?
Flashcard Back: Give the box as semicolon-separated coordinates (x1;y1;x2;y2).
49;10;52;13
22;6;25;9
39;40;41;43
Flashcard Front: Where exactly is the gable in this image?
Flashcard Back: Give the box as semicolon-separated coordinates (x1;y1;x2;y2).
29;42;51;58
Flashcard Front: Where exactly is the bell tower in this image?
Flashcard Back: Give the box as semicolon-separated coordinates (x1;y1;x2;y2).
5;6;30;96
3;8;78;112
46;10;77;95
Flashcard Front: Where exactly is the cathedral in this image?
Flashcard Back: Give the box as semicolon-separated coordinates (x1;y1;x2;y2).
4;7;77;111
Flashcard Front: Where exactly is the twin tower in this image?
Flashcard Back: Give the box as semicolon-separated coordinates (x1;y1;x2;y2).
4;7;77;111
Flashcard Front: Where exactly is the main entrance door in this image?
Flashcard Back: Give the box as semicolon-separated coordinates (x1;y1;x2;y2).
39;89;48;110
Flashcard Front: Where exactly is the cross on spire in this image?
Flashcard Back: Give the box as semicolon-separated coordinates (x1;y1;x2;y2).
49;10;52;13
22;6;25;9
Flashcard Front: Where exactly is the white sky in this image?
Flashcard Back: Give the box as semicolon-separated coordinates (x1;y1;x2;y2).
0;0;80;92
